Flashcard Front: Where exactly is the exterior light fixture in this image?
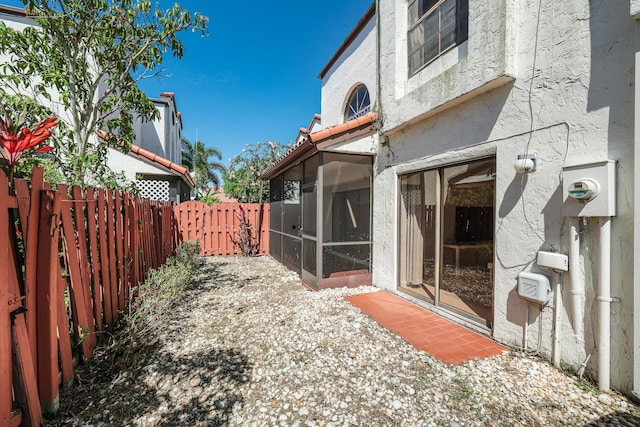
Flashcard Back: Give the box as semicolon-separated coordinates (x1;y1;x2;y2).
514;153;537;173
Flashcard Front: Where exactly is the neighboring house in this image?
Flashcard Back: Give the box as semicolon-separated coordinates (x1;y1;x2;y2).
0;5;194;203
264;0;640;397
106;92;194;203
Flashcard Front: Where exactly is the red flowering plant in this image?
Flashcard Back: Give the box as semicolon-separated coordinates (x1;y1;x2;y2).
0;108;57;186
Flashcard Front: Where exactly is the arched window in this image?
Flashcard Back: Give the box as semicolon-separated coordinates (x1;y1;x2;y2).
344;84;371;121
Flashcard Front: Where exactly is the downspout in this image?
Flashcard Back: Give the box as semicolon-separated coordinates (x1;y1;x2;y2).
375;0;381;117
599;217;612;392
553;275;563;367
569;218;583;336
633;13;640;400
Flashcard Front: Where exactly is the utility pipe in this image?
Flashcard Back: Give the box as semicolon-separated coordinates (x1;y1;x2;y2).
522;302;529;351
599;217;611;392
553;276;562;367
569;219;583;336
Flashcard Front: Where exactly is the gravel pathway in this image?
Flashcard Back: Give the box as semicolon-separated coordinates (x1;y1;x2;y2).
55;256;639;426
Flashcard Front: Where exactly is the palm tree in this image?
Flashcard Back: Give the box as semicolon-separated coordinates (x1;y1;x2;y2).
181;136;226;197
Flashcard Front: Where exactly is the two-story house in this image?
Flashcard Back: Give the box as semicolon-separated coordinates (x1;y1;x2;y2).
264;0;639;397
0;5;194;203
106;91;194;203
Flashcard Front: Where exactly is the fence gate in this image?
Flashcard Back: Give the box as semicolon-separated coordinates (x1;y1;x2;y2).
174;201;269;256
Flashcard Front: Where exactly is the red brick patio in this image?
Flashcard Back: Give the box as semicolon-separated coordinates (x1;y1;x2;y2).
345;291;507;365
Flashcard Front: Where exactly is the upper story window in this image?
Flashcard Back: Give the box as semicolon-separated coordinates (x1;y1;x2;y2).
408;0;469;76
344;84;371;121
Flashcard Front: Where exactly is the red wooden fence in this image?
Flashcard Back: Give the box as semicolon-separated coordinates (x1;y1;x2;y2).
174;201;269;256
1;168;178;426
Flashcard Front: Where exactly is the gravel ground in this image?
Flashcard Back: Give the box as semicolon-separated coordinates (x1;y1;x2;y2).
51;256;639;426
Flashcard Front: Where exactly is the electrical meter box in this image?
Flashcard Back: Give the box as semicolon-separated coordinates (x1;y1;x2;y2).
562;160;616;217
517;272;551;304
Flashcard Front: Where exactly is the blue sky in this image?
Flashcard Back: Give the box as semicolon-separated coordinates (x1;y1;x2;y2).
3;0;372;167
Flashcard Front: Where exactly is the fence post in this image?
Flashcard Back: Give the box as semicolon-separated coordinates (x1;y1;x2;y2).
0;172;14;427
35;189;62;414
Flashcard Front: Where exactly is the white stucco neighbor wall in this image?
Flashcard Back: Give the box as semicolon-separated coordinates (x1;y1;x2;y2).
135;101;168;160
131;92;182;165
320;16;377;128
0;12;70;130
106;148;180;181
372;0;635;392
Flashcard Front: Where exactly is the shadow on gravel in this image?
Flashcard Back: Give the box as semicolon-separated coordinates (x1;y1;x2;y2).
584;410;640;426
194;260;260;291
50;346;252;426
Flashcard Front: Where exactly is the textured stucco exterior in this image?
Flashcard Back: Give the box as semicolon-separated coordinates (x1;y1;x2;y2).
381;0;517;132
308;0;637;393
105;93;189;202
369;0;636;393
133;95;183;164
320;14;377;129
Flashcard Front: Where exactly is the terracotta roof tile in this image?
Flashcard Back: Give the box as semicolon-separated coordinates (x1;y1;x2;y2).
97;130;195;188
261;111;378;179
308;112;377;144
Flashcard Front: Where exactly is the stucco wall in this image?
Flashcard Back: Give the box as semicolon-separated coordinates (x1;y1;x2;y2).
373;0;635;392
380;0;517;133
320;16;377;128
106;148;178;181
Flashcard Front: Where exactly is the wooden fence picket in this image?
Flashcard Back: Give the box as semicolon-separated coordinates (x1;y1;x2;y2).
97;189;113;326
129;197;140;297
14;168;45;381
123;192;131;305
12;313;42;425
85;188;103;331
35;190;61;414
71;186;97;353
57;184;93;362
114;191;125;313
0;167;205;423
106;189;118;321
55;268;74;386
173;201;269;256
0;172;16;426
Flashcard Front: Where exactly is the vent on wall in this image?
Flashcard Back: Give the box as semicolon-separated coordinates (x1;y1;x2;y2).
517;272;551;304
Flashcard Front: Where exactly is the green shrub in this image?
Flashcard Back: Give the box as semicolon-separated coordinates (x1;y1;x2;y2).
106;239;201;368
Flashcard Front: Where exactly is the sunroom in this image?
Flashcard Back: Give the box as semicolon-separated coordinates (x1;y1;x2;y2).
262;111;378;290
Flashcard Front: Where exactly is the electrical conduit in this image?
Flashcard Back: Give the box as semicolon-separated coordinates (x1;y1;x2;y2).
599;217;611;392
569;219;583;336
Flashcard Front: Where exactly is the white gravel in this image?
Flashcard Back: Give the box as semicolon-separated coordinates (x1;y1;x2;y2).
56;256;639;426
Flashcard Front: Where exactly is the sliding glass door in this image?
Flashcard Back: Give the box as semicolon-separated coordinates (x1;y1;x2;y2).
399;159;495;327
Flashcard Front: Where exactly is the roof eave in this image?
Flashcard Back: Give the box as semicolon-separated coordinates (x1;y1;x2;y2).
261;112;378;180
318;2;376;79
261;139;316;180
